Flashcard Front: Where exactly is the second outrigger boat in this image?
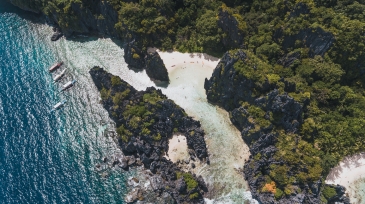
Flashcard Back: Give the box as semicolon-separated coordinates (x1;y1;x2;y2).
61;79;77;91
49;61;63;72
53;69;67;82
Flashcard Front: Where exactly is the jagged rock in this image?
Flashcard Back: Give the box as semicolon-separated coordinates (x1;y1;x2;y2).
217;7;244;49
276;27;335;57
150;175;164;191
123;40;145;69
145;50;169;82
326;184;351;204
175;178;187;193
204;50;264;111
51;28;63;41
125;188;142;203
90;67;208;203
128;155;136;166
289;2;310;18
205;49;348;203
277;52;301;68
12;1;117;37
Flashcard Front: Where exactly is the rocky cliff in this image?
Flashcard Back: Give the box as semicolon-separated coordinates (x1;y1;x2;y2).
145;50;169;82
90;67;208;203
9;0;170;84
205;50;350;204
9;0;119;37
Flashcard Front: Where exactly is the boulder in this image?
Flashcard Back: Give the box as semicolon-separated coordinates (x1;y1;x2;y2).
145;50;169;82
175;178;187;193
123;40;145;69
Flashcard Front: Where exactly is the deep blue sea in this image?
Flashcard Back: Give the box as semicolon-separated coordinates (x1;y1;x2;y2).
0;2;129;203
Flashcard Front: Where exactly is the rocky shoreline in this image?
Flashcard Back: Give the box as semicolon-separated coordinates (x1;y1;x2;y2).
90;67;208;203
204;50;350;204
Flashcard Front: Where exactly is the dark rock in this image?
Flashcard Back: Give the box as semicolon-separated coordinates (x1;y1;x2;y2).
128;155;136;166
145;50;169;82
175;178;187;193
217;7;244;49
123;40;145;69
289;2;310;18
51;28;63;41
205;49;348;203
150;175;164;191
191;163;196;168
276;27;335;57
90;67;208;204
277;52;301;68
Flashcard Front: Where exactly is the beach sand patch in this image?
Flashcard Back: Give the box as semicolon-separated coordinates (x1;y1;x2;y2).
165;135;190;163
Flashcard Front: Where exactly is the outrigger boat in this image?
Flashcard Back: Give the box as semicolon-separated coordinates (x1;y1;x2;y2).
61;79;77;91
53;69;67;82
49;61;63;72
50;100;67;112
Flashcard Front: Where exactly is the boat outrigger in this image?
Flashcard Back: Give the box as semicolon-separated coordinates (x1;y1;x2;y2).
50;100;67;112
49;62;63;72
53;69;67;82
61;79;77;91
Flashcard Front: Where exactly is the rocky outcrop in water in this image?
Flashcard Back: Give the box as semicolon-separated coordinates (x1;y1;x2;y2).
145;50;169;82
204;50;350;204
123;40;146;70
90;67;208;203
9;0;120;37
51;27;63;41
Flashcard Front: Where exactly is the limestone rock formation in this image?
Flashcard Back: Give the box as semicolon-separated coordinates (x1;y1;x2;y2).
90;67;208;203
145;50;169;82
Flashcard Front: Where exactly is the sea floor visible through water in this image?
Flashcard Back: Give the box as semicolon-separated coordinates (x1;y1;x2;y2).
0;5;256;202
4;2;365;204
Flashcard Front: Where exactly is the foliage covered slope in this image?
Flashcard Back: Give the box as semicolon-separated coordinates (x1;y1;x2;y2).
10;0;365;203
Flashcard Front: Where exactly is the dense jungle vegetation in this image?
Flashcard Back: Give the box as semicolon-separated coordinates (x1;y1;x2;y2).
10;0;365;202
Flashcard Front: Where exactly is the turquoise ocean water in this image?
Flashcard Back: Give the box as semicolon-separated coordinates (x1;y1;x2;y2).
0;2;130;203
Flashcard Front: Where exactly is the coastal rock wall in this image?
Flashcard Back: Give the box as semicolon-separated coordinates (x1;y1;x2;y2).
204;50;349;204
145;50;169;82
9;0;119;37
217;7;245;50
90;67;208;203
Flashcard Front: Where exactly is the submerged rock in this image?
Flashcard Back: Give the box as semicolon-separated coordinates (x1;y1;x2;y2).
51;28;63;41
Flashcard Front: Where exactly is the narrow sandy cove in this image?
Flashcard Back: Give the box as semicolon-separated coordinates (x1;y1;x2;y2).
157;49;255;202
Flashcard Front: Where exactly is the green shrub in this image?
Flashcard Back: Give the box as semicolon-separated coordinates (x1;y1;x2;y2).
111;76;122;86
189;192;199;199
322;186;337;199
132;53;140;59
274;188;284;199
176;172;198;191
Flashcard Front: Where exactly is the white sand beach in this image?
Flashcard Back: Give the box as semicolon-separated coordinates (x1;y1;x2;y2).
156;49;220;72
156;49;254;202
326;152;365;203
165;135;190;163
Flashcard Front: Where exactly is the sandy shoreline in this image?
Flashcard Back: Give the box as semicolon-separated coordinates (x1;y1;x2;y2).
326;152;365;203
157;49;255;202
155;49;220;73
165;135;190;163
